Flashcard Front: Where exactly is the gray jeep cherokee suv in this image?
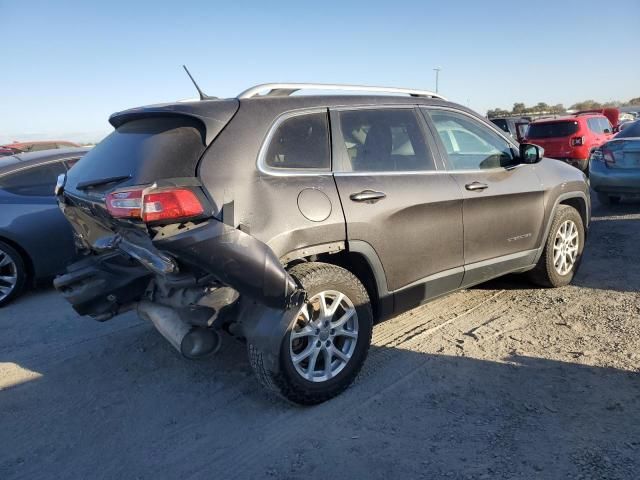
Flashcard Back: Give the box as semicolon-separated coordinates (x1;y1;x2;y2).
54;83;590;404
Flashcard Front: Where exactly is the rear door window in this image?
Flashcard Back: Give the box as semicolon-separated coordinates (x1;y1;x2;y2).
599;118;612;133
263;111;330;170
587;118;602;134
527;121;579;139
336;109;434;172
0;161;66;196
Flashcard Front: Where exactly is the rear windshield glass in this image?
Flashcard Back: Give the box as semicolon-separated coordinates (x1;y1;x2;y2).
527;121;579;139
490;119;510;133
66;117;206;190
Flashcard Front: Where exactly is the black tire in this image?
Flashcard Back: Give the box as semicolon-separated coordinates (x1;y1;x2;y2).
249;262;373;405
529;205;585;288
0;240;27;307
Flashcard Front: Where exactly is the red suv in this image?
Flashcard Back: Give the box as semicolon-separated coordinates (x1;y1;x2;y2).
524;113;614;172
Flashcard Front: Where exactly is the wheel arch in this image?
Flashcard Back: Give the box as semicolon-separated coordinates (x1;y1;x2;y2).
534;192;590;264
282;240;393;322
559;195;589;230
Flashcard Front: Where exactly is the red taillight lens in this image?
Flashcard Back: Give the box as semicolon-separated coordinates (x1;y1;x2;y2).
105;186;204;223
602;149;616;165
571;136;585;147
142;188;204;222
105;187;144;218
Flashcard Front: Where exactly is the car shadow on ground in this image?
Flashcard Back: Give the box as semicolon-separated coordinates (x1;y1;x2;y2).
1;323;638;479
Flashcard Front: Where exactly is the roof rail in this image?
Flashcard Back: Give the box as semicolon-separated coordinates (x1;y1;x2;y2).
237;83;447;100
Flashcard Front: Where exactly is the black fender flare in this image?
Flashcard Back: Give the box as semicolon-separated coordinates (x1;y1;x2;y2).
533;191;590;264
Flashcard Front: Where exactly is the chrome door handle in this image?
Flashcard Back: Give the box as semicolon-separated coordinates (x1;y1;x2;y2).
350;190;387;203
465;182;488;192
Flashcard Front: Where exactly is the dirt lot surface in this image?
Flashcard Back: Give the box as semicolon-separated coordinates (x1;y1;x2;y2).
1;194;639;480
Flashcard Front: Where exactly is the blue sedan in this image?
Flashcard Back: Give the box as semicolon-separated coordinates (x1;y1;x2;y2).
0;147;89;305
590;120;640;205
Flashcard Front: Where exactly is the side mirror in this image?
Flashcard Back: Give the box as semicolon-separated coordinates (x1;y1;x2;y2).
604;128;612;134
519;143;544;164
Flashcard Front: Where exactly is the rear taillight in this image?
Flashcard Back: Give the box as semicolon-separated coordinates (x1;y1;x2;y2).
105;186;205;223
105;187;144;218
602;148;616;165
571;136;585;147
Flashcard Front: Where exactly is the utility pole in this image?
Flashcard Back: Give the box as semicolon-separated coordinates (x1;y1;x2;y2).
433;67;442;93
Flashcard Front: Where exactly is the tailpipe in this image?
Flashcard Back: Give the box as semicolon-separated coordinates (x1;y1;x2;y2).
137;300;220;359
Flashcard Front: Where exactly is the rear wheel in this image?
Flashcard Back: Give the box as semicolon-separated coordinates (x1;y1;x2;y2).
529;205;584;288
249;262;373;405
0;241;27;307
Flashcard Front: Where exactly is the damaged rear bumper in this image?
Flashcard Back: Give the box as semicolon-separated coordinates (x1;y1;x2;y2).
55;217;301;318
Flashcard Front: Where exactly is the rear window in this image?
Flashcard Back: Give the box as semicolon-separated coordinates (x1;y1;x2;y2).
527;121;579;139
264;112;330;170
66;117;206;191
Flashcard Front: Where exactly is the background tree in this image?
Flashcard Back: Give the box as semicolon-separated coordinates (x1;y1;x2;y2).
487;108;510;118
512;103;526;115
570;100;602;111
551;104;565;114
626;97;640;106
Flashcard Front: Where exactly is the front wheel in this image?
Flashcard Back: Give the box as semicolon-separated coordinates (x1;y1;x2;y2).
0;240;27;307
529;205;585;288
249;262;373;405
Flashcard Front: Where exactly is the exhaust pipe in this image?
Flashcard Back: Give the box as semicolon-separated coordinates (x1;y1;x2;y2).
137;301;220;359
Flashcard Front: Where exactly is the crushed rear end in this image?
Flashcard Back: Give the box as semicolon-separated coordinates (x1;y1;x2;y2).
54;100;303;360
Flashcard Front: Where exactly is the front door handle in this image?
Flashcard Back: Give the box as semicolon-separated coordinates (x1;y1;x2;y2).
350;190;387;203
465;182;488;192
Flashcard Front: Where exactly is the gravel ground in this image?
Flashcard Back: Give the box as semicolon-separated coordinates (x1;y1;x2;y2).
1;194;639;480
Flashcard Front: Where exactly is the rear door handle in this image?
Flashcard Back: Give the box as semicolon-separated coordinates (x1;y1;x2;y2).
349;190;387;203
465;182;488;192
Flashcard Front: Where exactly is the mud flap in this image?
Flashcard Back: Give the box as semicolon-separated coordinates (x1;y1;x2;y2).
238;296;305;374
154;220;299;310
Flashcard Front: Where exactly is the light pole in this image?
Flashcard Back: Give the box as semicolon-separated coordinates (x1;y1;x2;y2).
433;67;442;93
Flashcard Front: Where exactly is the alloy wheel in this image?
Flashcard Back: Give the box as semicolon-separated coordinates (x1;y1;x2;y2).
0;248;18;302
553;220;579;276
289;290;359;383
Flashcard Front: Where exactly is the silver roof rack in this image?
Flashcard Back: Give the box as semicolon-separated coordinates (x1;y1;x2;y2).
237;83;447;100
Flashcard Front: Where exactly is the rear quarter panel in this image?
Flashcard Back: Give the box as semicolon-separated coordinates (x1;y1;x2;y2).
197;103;347;260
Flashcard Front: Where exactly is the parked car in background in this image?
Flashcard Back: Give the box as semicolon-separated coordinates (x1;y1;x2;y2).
53;83;590;404
0;147;89;306
524;113;613;172
0;146;16;157
617;120;635;133
490;117;530;142
576;108;620;131
590;120;640;205
1;140;81;154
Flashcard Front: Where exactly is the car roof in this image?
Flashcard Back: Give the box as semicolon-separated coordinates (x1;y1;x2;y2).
0;147;90;175
2;140;80;148
110;94;481;135
530;114;603;124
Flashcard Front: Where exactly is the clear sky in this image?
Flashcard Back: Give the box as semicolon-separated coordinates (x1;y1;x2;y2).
1;0;638;143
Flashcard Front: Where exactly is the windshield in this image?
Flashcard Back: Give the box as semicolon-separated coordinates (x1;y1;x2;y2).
527;121;579;139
